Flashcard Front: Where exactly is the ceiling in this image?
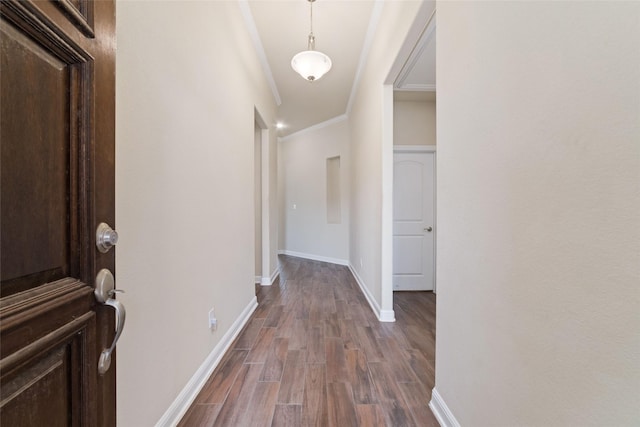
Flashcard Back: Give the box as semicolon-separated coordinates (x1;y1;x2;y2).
243;0;435;137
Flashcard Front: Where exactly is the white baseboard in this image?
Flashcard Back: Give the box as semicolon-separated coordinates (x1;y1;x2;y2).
278;249;348;266
348;263;395;323
155;296;258;427
260;267;280;286
379;309;396;322
254;275;261;284
429;388;461;427
271;267;279;284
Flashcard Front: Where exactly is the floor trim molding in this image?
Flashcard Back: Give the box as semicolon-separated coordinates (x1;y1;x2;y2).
260;267;280;286
278;250;348;266
429;388;461;427
379;308;396;322
271;267;279;284
348;263;395;323
156;296;259;427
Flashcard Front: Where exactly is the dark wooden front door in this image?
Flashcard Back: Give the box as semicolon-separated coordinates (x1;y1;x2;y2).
0;0;116;425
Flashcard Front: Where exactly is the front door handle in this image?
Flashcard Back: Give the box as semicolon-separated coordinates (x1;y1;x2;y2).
424;226;433;232
95;268;126;375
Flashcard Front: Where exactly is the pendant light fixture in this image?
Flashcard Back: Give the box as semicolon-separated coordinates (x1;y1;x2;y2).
291;0;332;82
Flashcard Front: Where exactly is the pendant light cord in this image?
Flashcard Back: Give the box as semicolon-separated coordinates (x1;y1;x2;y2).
307;0;315;51
310;1;313;36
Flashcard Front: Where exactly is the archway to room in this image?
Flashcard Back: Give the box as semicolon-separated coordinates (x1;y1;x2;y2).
391;91;437;291
382;7;437;315
382;4;437;410
254;108;271;286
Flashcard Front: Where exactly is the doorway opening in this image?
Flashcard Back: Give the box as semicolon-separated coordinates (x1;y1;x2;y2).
254;108;271;285
382;3;437;417
382;7;437;318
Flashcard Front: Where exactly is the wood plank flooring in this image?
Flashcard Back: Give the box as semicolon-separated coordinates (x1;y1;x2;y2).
179;255;437;427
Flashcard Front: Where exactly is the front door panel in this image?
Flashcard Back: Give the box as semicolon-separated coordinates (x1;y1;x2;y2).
0;0;116;424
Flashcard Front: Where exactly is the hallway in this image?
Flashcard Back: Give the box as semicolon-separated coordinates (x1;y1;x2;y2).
179;256;437;426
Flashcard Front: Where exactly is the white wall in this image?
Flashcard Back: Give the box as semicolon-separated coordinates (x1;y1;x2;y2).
115;2;278;425
434;2;640;425
349;0;434;318
394;100;436;146
278;118;350;264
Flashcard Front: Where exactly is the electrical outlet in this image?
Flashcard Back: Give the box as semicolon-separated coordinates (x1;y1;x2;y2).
208;308;217;331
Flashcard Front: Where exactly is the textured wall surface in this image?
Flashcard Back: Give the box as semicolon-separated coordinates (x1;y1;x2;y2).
116;2;278;425
435;2;640;425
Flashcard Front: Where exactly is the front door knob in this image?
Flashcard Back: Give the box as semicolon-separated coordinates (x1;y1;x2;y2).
94;269;126;375
96;222;118;253
424;226;433;232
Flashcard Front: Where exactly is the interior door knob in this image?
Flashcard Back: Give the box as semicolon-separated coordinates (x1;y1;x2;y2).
424;226;433;232
96;222;118;253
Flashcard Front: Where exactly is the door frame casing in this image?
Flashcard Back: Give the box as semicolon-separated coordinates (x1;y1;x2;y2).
394;145;437;153
393;145;437;293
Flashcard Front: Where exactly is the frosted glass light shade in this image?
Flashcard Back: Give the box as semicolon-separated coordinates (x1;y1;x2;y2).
291;50;332;82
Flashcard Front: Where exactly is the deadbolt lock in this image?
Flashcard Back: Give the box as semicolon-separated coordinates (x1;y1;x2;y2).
96;222;118;253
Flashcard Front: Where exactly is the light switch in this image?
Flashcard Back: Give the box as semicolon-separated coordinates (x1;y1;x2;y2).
208;308;217;331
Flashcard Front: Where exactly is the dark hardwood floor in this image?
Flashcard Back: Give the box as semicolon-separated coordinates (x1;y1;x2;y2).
179;255;437;427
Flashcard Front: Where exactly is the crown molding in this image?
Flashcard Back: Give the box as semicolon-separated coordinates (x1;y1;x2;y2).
346;0;384;116
238;0;282;106
279;114;348;142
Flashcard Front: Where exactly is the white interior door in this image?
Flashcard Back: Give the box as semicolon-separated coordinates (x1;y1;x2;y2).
393;151;435;291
